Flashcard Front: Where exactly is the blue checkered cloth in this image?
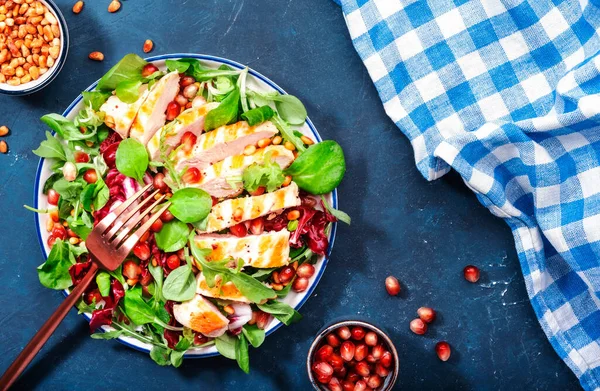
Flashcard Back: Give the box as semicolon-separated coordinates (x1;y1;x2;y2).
336;0;600;389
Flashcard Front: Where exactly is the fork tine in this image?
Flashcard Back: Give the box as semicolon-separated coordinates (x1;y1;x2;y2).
119;202;172;255
112;195;167;246
104;188;161;239
95;183;153;232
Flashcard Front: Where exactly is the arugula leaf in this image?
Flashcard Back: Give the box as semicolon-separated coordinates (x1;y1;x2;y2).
43;173;61;194
79;183;96;212
240;105;274;126
235;333;250;374
271;116;305;152
33;131;66;161
82;91;111;110
96;271;111;297
91;330;124;340
53;178;83;201
155;220;190;252
115;79;143;104
204;87;240;131
320;195;351;225
162;263;196;302
94;178;110;210
107;264;125;285
41;113;96;141
77;298;97;314
257;301;302;326
97;53;147;91
37;239;75;290
148;263;164;303
115;138;149;183
242;324;265;348
242;151;285;193
168;188;212;223
215;334;237;359
149;346;171;366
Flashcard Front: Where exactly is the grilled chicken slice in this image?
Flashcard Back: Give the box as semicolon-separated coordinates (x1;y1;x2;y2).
129;71;180;146
146;102;220;161
172;295;229;337
188;145;295;198
99;85;149;139
196;274;251;303
174;120;278;172
200;182;301;233
194;229;291;269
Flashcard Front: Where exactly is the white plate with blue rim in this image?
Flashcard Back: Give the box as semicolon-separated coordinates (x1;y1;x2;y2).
33;54;338;358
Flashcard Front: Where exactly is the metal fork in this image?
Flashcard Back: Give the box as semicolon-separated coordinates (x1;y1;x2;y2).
0;183;171;391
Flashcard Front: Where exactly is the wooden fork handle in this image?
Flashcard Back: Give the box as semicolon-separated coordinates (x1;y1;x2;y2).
0;262;99;391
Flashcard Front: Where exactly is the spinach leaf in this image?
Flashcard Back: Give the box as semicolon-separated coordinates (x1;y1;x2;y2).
272;95;307;125
235;333;250;374
284;140;346;195
96;271;111;297
257;301;302;326
149;346;171;366
168;188;212;223
107;264;126;285
240;105;274;126
215;334;237;359
123;288;156;325
242;324;265;348
204;87;240;131
41;113;96;141
94;178;110;210
165;59;191;73
242;151;285;193
90;330;124;340
97;53;147;91
115;79;143;104
162;263;196;301
80;183;96;212
115;138;149;183
53;179;83;201
43;173;61;194
155;220;190;252
33;131;66;161
148;263;164;303
37;239;74;290
82;91;111;110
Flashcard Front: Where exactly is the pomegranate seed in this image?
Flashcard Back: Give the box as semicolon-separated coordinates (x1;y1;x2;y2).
229;223;247;238
354;344;368;361
133;242;151;261
410;318;427;335
47;235;57;247
161;209;175;222
278;266;296;283
152;173;169;192
83;169;98;184
312;361;334;378
463;265;480;283
175;94;188;107
51;224;67;240
166;101;180;121
249;186;265;196
49;209;59;222
296;263;315;278
364;332;378;346
354;380;367;391
328;377;342;391
346;372;360;382
435;341;451;362
351;326;365;341
375;363;389;377
141;63;159;78
340;341;355;361
177;248;186;260
334;365;346;377
122;260;142;279
417;306;436;323
166;254;181;270
385;275;401;296
180;132;197;153
150;218;163;232
366;375;381;389
366;354;377;363
354;361;370;377
292;277;308;292
139;230;150;243
380;351;393;368
341;381;355;391
249;217;265;235
86;289;103;304
337;326;351;340
182;167;202;183
140;270;153;286
317;374;332;385
328;353;344;370
47;189;59;205
74;151;90;163
255;311;270;329
180;75;195;87
316;345;334;362
371;344;384;359
346;359;356;368
327;333;341;347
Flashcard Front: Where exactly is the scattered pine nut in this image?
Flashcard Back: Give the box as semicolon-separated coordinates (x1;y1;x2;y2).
143;39;153;53
0;126;8;136
72;1;84;14
89;51;104;61
108;0;121;13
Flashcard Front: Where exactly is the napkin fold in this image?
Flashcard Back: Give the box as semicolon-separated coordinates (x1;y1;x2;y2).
337;1;600;389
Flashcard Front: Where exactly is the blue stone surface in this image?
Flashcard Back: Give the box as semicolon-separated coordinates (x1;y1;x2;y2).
0;0;582;389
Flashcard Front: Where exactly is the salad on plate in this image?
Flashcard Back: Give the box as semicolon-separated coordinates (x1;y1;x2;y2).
28;54;349;371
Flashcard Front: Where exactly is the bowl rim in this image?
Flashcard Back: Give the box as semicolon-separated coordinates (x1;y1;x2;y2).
32;53;339;358
306;320;400;391
0;0;69;95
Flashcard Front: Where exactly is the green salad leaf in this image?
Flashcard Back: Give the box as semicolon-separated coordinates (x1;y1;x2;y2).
33;131;66;161
236;333;250;374
149;346;171;366
215;334;237;360
155;220;190;252
271;115;305;152
272;95;307;125
204;87;240;131
242;152;285;193
165;59;191;73
115;79;143;104
115;138;149;183
97;53;147;91
96;271;111;297
240;105;274;126
82;91;111;110
320;195;351;225
257;301;302;326
284;140;346;195
168;188;212;223
162;263;196;301
37;239;75;290
53;178;83;201
41;114;96;141
91;330;124;340
242;324;265;348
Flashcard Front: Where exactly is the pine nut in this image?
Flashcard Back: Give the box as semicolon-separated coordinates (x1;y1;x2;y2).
272;135;282;145
257;138;271;148
243;144;256;156
284;141;295;151
301;135;314;145
282;175;292;187
287;210;300;220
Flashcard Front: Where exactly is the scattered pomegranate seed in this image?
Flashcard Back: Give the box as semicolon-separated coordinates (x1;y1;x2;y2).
47;189;59;205
340;341;355;361
296;263;315;278
182;167;202;184
375;363;389;377
354;344;367;362
410;318;427;335
435;341;451;361
142;63;159;78
180;132;197;153
229;223;247;238
463;265;480;283
74;151;90;163
337;326;351;340
292;277;308;292
385;275;401;296
133;242;150;261
83;169;98;184
371;344;384;359
122;260;142;279
351;326;365;341
166;254;180;270
366;375;381;389
152;172;168;192
417;307;436;323
327;333;341;348
166;101;180;121
354;379;367;391
364;331;378;346
380;351;393;368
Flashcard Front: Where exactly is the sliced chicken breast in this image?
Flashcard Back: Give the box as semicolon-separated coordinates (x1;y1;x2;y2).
194;229;291;269
99;85;149;139
174;120;278;172
172;294;229;337
188;145;295;198
196;274;251;303
146;102;220;161
129;71;180;146
200;182;301;233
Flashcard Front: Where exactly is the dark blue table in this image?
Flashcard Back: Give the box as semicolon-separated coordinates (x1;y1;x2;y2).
0;1;582;389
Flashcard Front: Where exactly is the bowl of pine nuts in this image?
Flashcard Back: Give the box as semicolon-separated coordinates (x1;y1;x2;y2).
0;0;68;95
